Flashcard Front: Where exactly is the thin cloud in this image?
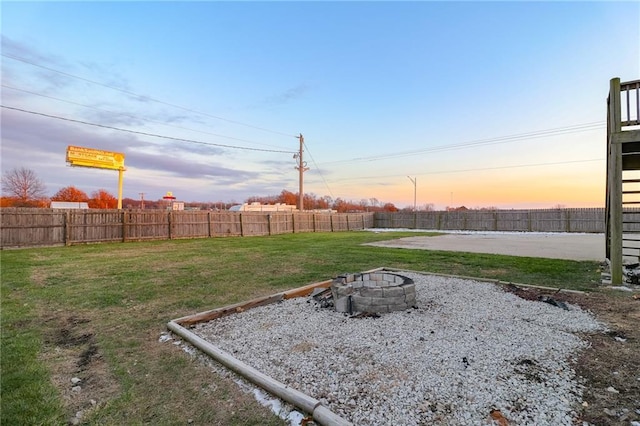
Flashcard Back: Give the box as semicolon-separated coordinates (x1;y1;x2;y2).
126;150;258;181
1;36;63;66
254;83;312;108
2;107;263;186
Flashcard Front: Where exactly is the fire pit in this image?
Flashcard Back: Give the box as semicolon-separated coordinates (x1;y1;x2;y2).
331;271;416;313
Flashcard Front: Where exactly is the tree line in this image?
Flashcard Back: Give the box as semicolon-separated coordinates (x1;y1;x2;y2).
0;167;119;208
1;167;401;212
246;190;400;212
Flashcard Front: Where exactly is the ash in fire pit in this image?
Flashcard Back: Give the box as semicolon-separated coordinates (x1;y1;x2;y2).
331;271;416;313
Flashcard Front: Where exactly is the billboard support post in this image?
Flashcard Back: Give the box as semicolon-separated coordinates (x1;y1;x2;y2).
118;168;124;210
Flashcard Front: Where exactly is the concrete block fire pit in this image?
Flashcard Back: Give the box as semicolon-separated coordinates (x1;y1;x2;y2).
331;271;416;313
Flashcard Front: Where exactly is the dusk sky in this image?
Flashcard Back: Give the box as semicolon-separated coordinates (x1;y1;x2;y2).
1;1;638;209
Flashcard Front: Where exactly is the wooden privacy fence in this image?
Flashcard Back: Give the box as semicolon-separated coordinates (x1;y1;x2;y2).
374;208;608;233
1;208;614;249
0;209;374;248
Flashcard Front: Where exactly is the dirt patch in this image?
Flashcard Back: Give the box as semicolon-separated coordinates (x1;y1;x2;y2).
40;315;121;424
291;341;317;353
503;285;640;425
30;268;51;287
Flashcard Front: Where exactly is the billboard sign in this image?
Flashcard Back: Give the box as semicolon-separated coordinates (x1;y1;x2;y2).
66;145;125;171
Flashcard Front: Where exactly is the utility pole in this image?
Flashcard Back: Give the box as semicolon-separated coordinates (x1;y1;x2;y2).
407;176;417;211
139;192;145;210
294;134;309;211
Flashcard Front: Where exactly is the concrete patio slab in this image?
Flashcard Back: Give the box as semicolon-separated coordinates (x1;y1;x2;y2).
364;232;605;261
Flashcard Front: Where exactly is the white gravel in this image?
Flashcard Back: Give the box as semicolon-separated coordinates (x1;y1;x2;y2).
191;272;604;425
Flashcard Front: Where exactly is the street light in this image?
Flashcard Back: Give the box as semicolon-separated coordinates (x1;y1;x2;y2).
407;176;416;211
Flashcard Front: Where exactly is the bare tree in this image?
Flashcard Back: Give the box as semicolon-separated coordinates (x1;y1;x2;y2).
1;167;47;205
422;203;435;211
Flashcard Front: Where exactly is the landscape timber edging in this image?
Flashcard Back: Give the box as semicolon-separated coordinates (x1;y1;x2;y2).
168;267;385;426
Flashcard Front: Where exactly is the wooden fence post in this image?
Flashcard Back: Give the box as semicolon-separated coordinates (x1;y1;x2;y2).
83;210;87;242
313;214;317;233
292;213;296;233
122;211;128;242
493;211;498;231
239;213;244;236
64;211;71;246
527;210;532;232
168;211;173;240
268;214;272;235
330;215;334;232
565;209;571;233
208;212;212;238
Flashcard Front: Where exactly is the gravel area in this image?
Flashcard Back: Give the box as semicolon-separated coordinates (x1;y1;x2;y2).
191;272;605;425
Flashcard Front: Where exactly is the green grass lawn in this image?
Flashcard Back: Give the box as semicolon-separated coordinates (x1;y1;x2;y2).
1;231;602;425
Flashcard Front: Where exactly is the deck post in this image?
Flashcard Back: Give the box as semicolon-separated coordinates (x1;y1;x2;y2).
609;78;623;284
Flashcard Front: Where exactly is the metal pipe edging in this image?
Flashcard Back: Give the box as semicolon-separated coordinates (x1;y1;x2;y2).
166;321;353;426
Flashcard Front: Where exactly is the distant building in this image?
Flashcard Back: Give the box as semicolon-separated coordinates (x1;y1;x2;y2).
171;202;185;211
228;202;298;212
50;201;89;209
446;206;469;212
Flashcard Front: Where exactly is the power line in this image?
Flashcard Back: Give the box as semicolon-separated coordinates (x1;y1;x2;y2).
320;122;605;165
303;141;334;199
420;158;604;175
3;53;608;166
2;84;292;150
331;158;605;183
2;53;298;138
2;105;297;154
